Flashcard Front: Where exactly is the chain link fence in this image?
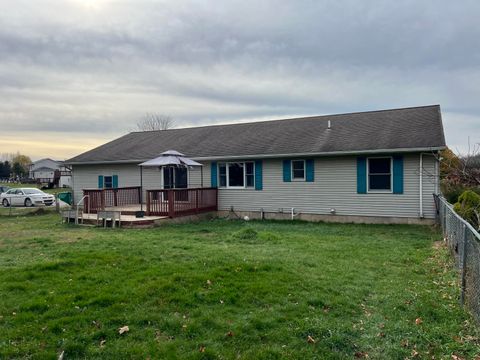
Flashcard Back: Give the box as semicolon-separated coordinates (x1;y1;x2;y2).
434;194;480;323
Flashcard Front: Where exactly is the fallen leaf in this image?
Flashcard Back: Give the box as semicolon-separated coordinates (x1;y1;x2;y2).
58;351;64;360
226;331;234;337
206;280;212;286
307;335;315;344
100;339;106;347
452;336;462;344
118;325;129;335
412;349;419;357
415;318;423;325
452;355;465;360
354;351;369;358
199;346;206;352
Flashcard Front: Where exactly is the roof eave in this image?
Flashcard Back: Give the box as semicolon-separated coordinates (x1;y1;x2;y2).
65;146;446;165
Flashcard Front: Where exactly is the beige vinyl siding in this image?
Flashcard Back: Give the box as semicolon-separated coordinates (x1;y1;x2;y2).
210;153;437;219
71;153;438;219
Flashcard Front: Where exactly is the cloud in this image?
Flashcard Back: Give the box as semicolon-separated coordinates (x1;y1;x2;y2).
0;0;479;159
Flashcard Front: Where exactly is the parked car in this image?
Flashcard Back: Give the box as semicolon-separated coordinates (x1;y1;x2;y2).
0;185;10;193
1;188;55;207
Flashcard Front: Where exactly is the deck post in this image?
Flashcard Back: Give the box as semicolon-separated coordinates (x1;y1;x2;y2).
146;191;150;216
195;189;199;213
168;190;175;218
101;190;105;212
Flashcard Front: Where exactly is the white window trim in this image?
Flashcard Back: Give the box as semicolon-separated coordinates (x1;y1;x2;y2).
219;161;255;189
291;159;306;181
367;156;393;193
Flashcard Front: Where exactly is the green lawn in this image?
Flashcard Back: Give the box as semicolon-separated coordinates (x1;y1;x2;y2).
0;214;478;359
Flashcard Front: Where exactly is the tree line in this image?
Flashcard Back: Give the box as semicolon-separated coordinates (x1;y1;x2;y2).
0;153;32;179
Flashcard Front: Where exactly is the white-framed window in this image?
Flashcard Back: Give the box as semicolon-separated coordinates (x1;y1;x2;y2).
104;175;113;189
291;160;305;181
367;157;392;192
218;162;255;188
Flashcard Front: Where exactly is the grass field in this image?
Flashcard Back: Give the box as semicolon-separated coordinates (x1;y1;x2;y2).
0;214;479;359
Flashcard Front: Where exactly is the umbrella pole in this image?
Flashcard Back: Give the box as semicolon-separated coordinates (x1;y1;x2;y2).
140;166;143;212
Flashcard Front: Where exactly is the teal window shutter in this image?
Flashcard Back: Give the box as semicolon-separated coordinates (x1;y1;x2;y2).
98;175;104;189
112;175;118;189
211;162;218;187
283;160;291;182
306;159;314;182
357;157;367;194
255;160;263;190
393;156;404;194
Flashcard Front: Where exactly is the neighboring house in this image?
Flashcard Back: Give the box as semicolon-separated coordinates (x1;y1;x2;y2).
29;158;72;188
65;105;446;224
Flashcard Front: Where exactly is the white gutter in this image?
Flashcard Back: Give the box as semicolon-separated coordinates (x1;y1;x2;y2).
65;146;446;165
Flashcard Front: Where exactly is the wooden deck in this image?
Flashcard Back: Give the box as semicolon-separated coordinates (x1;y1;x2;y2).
83;187;218;218
63;210;168;228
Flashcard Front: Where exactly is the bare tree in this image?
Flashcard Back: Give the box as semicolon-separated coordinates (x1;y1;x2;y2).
439;141;480;187
136;113;175;131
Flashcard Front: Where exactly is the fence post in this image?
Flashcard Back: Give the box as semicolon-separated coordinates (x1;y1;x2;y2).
460;224;468;306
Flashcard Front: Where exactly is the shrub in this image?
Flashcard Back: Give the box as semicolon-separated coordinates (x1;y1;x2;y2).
453;190;480;230
441;181;480;204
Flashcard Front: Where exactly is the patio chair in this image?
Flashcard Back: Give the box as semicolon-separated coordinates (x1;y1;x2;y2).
97;210;122;228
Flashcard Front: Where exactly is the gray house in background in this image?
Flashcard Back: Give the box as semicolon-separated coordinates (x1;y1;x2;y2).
66;105;446;224
29;158;72;188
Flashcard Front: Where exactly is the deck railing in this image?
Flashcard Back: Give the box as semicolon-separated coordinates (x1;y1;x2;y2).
83;187;141;213
146;188;218;217
82;187;217;218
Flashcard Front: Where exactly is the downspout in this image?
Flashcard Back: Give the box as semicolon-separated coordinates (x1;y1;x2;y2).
419;153;424;218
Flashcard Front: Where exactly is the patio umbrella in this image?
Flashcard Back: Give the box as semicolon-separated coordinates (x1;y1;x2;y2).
138;150;203;214
139;150;203;167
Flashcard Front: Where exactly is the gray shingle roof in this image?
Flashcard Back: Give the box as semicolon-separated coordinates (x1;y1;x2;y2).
66;105;446;164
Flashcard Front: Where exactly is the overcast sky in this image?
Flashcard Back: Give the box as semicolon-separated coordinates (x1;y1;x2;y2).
0;0;478;160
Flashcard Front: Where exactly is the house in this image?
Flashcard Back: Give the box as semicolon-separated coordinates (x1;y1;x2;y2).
65;105;446;224
29;158;72;188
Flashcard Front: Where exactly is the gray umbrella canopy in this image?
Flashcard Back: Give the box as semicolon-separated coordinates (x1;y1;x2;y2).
139;150;202;167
